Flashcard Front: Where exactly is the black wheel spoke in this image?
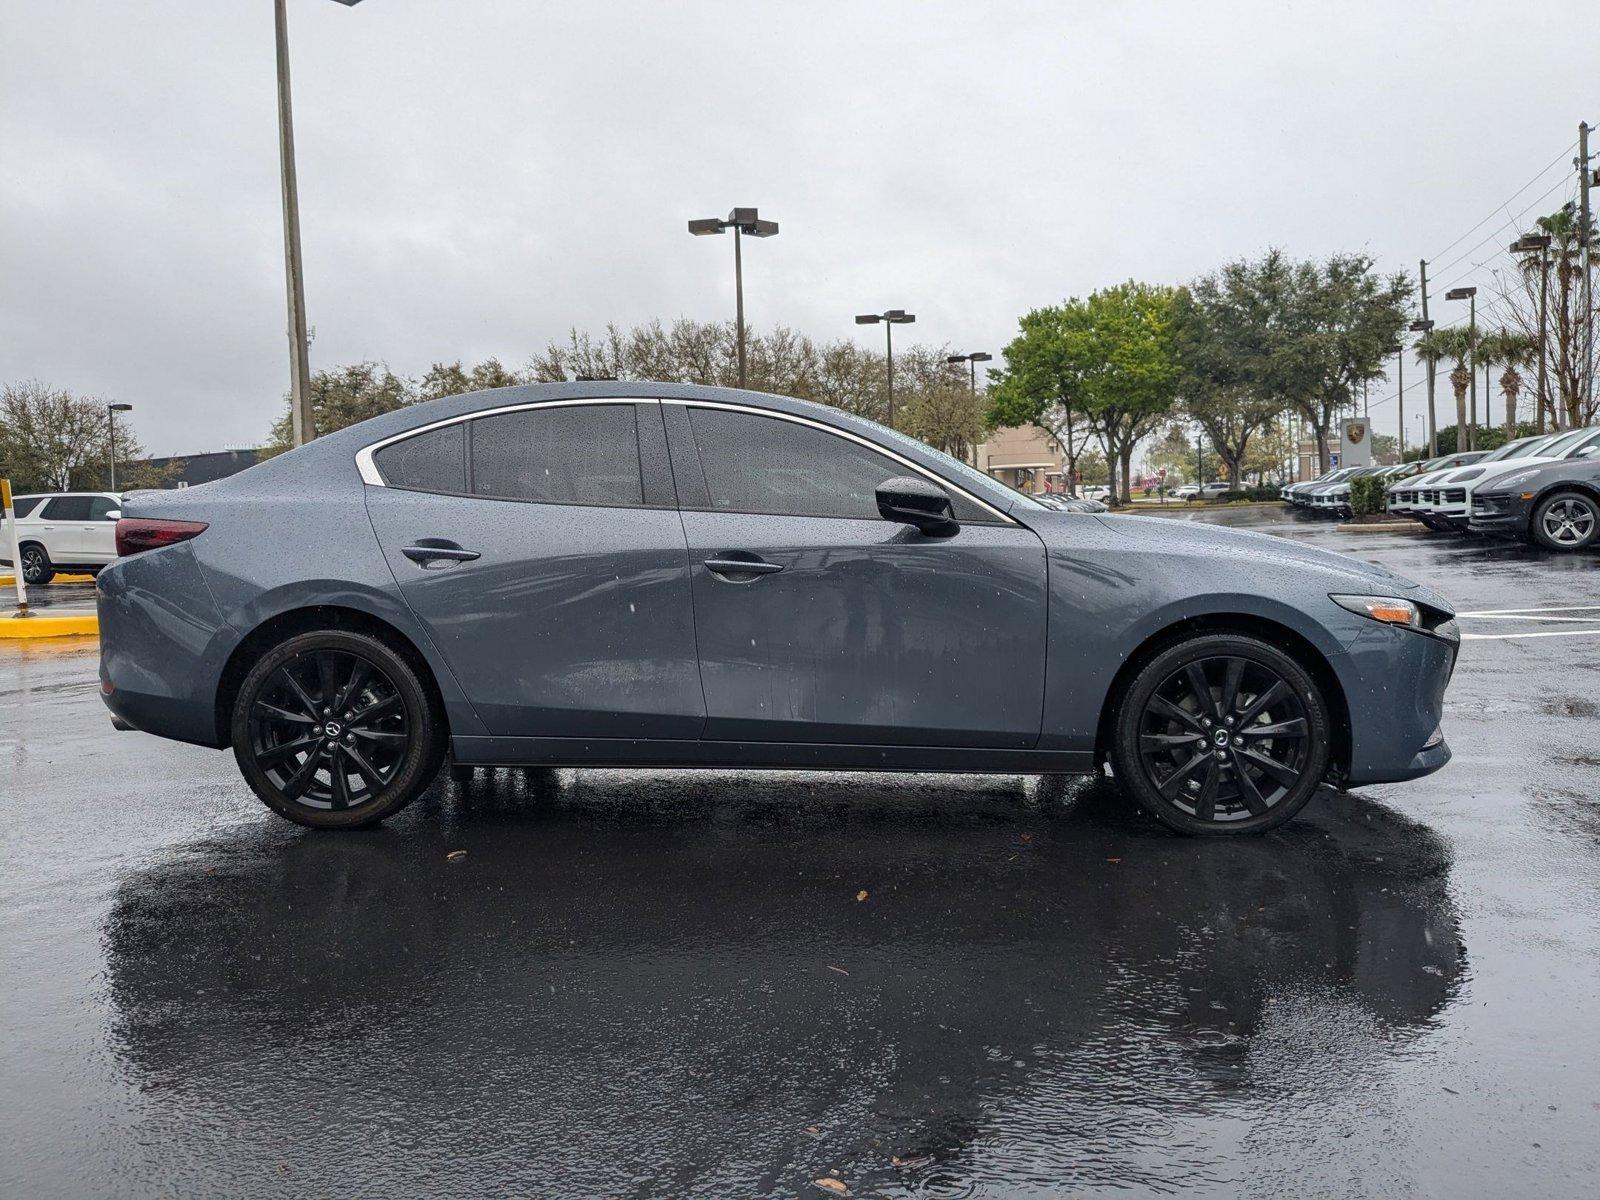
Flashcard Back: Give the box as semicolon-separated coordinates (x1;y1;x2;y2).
1219;658;1244;717
279;668;321;720
328;746;352;810
351;728;406;745
1193;759;1220;822
1183;662;1215;717
1240;747;1300;788
258;734;320;765
1150;695;1205;733
1156;749;1210;798
1234;757;1270;815
1241;718;1307;739
1140;731;1204;752
334;659;372;714
279;747;324;801
349;693;401;728
1235;680;1288;727
254;700;315;726
344;742;387;791
315;653;340;709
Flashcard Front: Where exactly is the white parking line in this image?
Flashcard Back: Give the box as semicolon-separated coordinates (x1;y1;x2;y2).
1461;628;1600;641
1457;614;1600;622
1456;605;1600;617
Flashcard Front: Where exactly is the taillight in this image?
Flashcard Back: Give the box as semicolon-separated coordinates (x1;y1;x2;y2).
115;518;209;557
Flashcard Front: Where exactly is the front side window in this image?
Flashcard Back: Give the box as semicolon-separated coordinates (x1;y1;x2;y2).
686;407;988;522
88;496;119;521
471;404;643;507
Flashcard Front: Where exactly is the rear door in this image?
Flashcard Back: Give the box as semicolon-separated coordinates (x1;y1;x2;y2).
37;495;93;562
364;400;705;740
666;402;1049;748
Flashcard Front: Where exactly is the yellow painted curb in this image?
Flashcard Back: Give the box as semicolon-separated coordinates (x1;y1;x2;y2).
0;573;94;587
0;614;99;639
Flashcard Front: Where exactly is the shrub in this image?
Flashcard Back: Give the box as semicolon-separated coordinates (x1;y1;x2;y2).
1348;475;1385;517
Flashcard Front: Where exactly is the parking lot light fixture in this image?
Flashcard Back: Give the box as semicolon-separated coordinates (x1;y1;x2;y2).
946;351;993;399
106;403;133;491
1511;235;1554;432
686;207;780;388
1445;287;1478;447
856;309;917;425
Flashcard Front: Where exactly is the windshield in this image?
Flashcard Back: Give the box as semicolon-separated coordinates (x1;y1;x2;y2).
1538;427;1598;457
1486;435;1555;462
864;420;1048;510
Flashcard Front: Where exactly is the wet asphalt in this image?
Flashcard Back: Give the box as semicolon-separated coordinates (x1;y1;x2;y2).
2;509;1598;1198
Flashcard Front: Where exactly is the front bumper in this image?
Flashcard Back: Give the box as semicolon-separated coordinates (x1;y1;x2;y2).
1467;494;1527;537
1334;616;1459;787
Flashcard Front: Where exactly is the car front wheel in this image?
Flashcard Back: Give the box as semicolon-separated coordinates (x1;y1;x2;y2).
231;629;444;829
1111;633;1332;835
1530;491;1599;552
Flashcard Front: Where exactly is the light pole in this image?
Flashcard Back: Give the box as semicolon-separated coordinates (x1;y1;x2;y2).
1511;234;1553;432
1395;340;1404;459
1446;286;1478;449
688;207;780;388
107;403;133;491
944;351;992;397
1409;318;1437;454
855;309;915;425
276;0;365;448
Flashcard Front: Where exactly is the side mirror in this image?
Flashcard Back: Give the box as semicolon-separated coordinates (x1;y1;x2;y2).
875;476;959;537
105;510;122;521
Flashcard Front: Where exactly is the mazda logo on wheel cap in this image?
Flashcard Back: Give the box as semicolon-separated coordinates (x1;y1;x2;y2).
324;721;343;738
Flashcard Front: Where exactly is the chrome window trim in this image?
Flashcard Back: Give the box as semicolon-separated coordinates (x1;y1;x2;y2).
356;396;1015;524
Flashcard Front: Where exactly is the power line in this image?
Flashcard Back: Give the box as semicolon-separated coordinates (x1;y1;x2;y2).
1427;140;1578;263
1429;173;1577;285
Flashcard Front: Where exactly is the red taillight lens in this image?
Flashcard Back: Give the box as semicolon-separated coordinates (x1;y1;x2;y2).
115;518;209;557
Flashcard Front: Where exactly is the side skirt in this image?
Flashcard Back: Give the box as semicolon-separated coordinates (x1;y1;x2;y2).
452;735;1095;775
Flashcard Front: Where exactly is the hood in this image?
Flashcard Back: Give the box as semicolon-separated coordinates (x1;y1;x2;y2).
1453;452;1566;483
1083;513;1420;590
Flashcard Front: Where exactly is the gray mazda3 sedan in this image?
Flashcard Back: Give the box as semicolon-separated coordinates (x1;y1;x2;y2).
97;383;1458;834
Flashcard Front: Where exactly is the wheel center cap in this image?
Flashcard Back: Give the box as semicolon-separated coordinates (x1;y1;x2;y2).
324;721;343;738
1212;728;1230;747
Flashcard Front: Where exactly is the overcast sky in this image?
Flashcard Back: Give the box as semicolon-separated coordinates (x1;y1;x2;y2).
2;1;1594;456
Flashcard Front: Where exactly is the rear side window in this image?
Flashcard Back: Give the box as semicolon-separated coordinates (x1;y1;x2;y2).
470;404;643;507
41;496;93;521
374;423;467;494
10;496;44;518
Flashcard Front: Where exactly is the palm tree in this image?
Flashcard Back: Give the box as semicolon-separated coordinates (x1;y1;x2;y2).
1478;329;1539;437
1418;327;1474;451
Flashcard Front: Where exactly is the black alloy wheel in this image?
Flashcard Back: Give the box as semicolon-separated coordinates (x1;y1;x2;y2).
1112;634;1331;835
1531;491;1599;552
231;629;443;829
20;544;55;586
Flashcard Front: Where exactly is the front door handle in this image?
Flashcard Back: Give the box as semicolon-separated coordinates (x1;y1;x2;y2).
704;556;784;579
402;539;481;568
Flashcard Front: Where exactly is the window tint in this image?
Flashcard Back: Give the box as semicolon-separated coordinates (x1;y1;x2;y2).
88;496;119;520
11;496;44;518
471;404;643;507
42;496;93;521
686;407;986;522
374;423;467;494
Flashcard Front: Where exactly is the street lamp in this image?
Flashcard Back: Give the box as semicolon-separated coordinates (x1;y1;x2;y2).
945;351;993;398
687;207;780;389
276;0;366;448
107;403;133;492
1511;234;1553;432
855;309;916;425
1409;318;1437;454
1445;287;1478;449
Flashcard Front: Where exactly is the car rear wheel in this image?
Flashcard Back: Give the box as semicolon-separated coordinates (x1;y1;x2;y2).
19;543;55;586
1530;491;1599;552
231;629;444;829
1111;633;1332;836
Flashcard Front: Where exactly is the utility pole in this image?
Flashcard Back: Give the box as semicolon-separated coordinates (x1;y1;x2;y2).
1420;259;1438;456
1397;345;1404;459
1468;289;1477;447
1579;120;1594;422
275;0;313;447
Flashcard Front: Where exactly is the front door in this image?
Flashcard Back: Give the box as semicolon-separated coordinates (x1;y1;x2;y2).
365;400;704;740
666;403;1049;748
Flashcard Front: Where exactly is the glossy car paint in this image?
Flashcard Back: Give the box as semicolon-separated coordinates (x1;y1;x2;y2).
1468;456;1600;538
97;382;1457;789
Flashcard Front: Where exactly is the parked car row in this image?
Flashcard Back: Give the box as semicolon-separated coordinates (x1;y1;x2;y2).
0;491;123;584
1284;457;1480;517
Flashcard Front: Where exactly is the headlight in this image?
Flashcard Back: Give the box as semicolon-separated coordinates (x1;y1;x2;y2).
1490;469;1540;493
1330;594;1422;629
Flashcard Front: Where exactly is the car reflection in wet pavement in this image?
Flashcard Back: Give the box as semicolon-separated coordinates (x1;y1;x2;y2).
3;507;1599;1198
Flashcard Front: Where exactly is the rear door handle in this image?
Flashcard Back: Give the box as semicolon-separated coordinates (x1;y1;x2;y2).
704;556;784;579
402;539;481;568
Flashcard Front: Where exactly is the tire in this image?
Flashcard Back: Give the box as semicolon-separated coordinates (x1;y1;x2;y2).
1110;633;1332;836
231;629;445;830
1530;491;1599;552
19;543;55;586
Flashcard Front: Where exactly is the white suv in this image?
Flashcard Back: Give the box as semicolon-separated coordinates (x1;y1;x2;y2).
1412;429;1600;530
1;491;122;584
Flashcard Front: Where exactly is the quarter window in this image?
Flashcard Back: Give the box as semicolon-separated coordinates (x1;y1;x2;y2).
470;404;643;507
374;423;467;494
685;407;986;522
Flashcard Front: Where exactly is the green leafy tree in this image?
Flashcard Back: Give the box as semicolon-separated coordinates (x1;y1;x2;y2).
1477;329;1539;437
988;303;1094;493
1;379;157;491
265;362;415;453
419;357;525;401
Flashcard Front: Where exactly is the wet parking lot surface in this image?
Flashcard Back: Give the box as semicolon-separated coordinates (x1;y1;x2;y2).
3;511;1598;1198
